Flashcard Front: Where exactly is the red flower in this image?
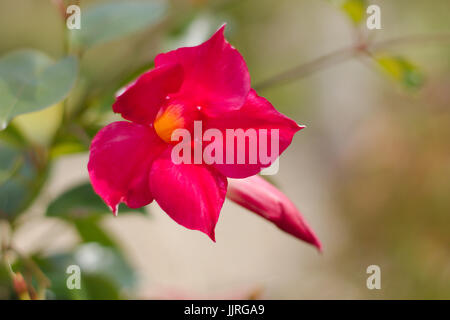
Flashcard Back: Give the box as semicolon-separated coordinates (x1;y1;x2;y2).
227;176;321;250
88;25;320;248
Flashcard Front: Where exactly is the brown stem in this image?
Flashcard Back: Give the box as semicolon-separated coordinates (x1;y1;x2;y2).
370;33;450;51
254;33;450;91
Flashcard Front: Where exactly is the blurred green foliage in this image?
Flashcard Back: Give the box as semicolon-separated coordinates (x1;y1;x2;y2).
0;132;47;220
328;0;367;24
0;0;163;300
0;50;77;130
376;55;425;89
71;0;168;49
29;243;136;299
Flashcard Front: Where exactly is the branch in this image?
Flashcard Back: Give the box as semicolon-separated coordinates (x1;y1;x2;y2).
10;245;51;299
254;33;450;91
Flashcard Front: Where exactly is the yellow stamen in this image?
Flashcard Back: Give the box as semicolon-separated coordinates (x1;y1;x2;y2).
154;104;186;143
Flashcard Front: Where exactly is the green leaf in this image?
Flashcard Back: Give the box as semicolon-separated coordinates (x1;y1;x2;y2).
34;243;136;299
46;183;147;219
74;243;136;289
0;141;46;220
72;0;168;48
375;55;425;89
79;274;122;300
0;263;14;299
74;219;117;248
328;0;367;24
12;102;64;147
0;123;26;147
0;50;78;130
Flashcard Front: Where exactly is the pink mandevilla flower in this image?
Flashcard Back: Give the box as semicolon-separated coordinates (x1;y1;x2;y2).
88;25;321;249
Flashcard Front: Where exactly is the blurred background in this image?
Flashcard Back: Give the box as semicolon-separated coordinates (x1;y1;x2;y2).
0;0;449;299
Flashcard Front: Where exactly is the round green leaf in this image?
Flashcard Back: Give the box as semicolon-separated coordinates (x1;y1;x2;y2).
72;0;168;48
0;50;78;130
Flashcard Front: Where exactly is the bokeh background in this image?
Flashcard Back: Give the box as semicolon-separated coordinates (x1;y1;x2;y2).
0;0;449;299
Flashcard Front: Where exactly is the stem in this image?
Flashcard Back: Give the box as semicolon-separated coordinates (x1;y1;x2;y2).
370;33;450;51
0;221;10;253
254;33;450;91
0;222;30;299
10;246;51;299
51;0;66;19
254;46;359;91
1;222;50;299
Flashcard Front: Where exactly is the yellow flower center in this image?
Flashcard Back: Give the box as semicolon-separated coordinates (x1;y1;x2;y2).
154;104;186;143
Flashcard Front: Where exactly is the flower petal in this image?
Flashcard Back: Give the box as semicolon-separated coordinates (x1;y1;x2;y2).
113;63;184;125
155;25;250;116
88;121;166;214
149;151;228;241
227;175;322;250
205;89;303;178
